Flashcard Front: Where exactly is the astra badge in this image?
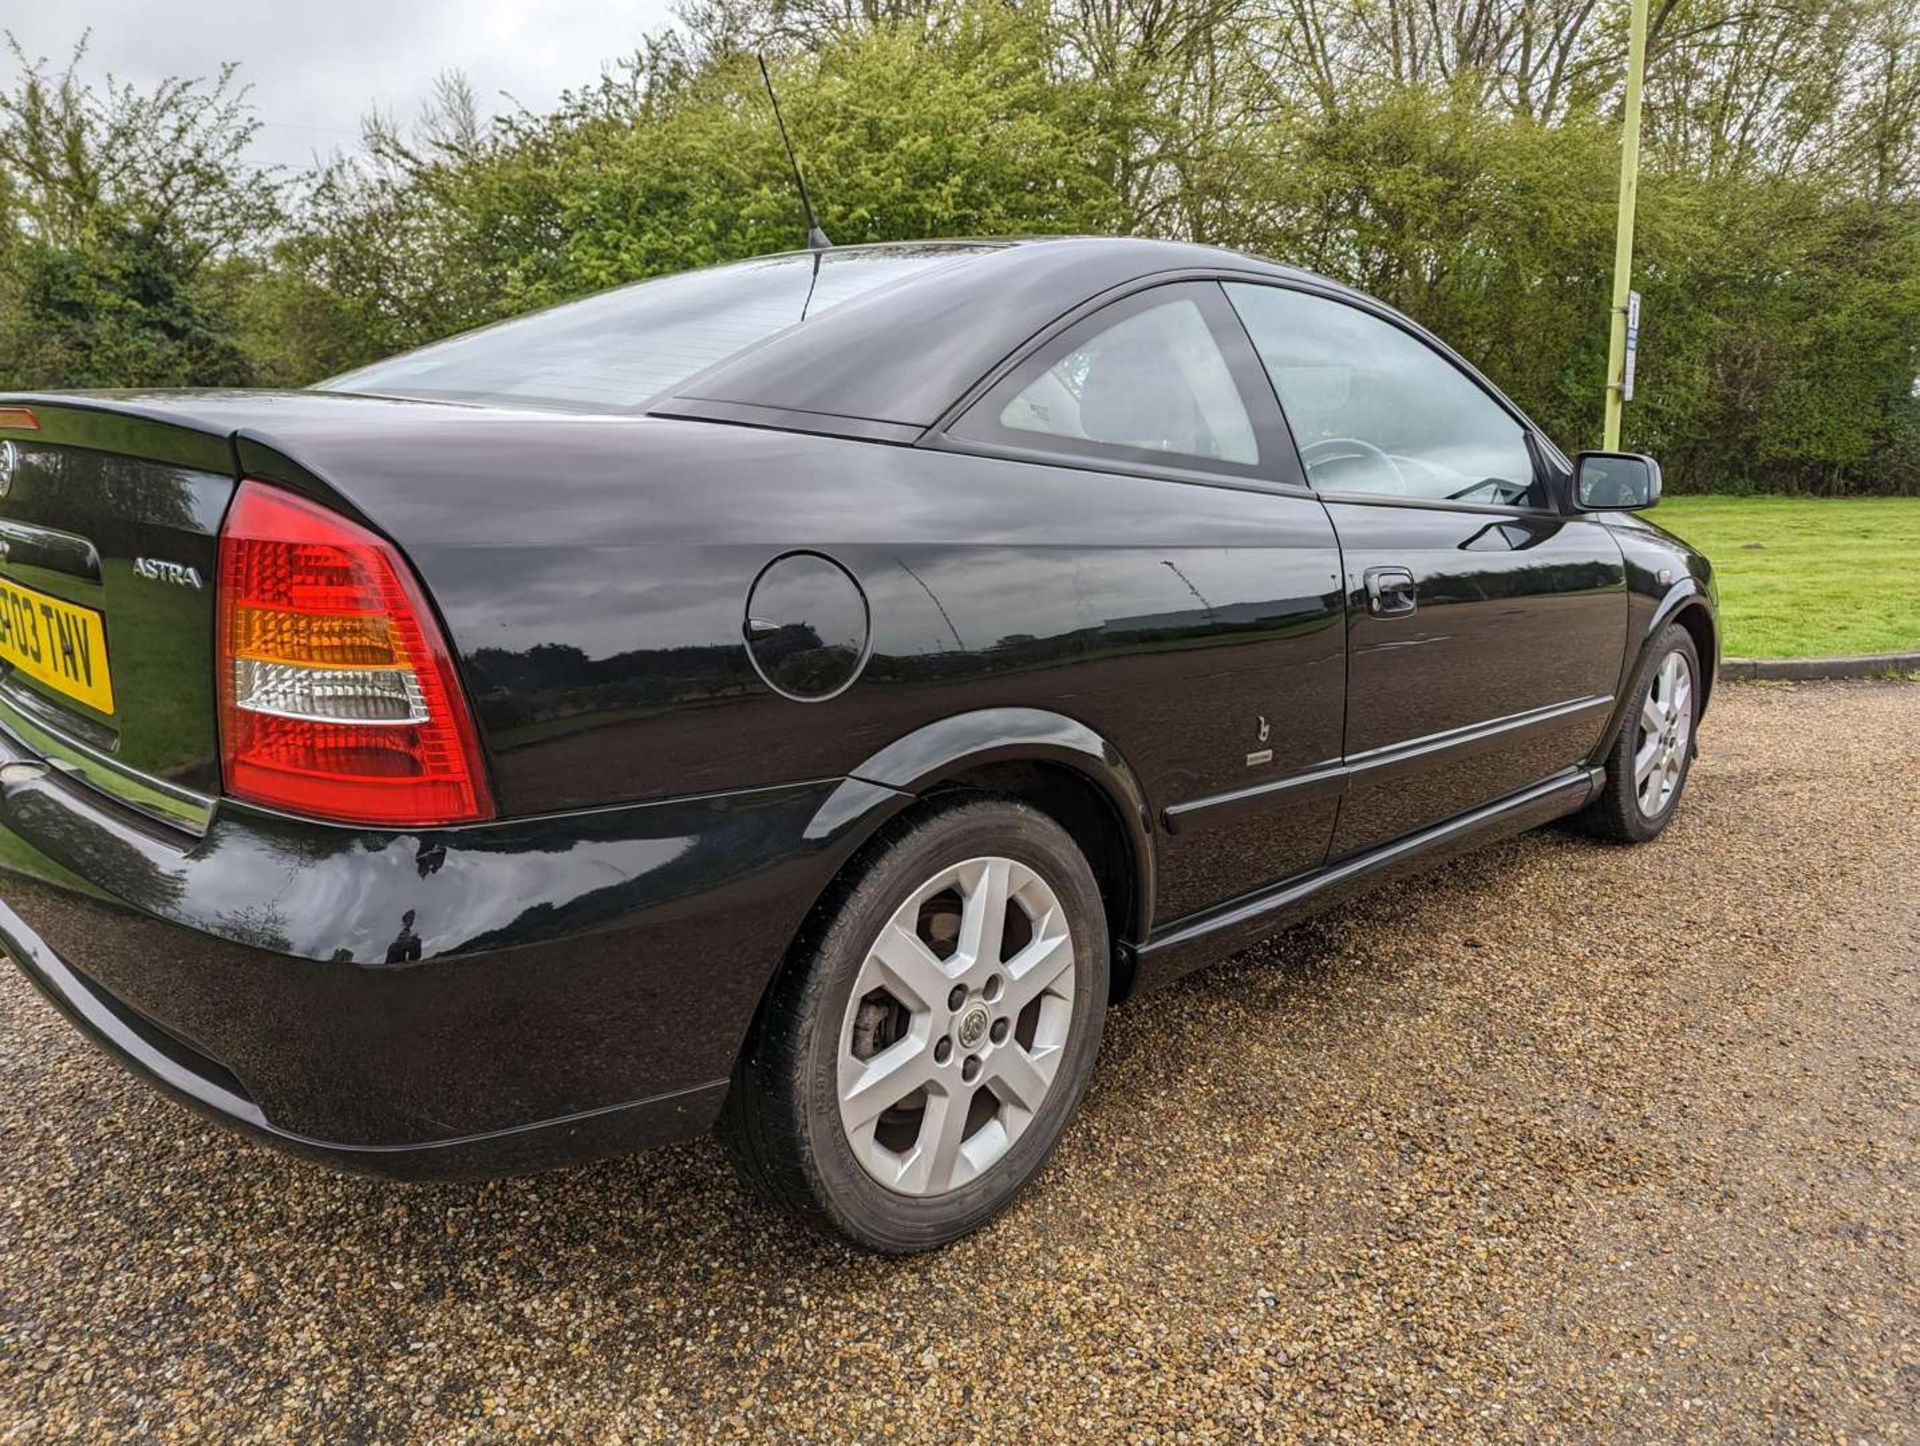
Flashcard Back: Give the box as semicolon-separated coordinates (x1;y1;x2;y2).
0;440;17;498
134;557;204;589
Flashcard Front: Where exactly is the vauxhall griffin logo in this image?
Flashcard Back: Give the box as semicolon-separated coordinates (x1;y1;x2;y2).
0;440;17;498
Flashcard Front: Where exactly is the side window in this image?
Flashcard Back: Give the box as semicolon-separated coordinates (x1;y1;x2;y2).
1223;283;1543;507
997;296;1256;464
952;284;1284;477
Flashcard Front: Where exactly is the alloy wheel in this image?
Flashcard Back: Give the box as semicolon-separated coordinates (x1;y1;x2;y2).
1634;649;1694;818
837;855;1077;1196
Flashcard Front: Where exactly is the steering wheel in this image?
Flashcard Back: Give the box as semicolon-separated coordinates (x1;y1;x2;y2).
1299;437;1409;495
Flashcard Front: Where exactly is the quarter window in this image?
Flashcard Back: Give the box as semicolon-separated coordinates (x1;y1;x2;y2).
995;296;1259;465
1224;283;1541;506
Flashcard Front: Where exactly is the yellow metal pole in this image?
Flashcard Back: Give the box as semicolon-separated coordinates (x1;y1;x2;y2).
1604;0;1651;450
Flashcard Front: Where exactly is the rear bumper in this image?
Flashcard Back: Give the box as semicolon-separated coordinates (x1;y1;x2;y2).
0;728;908;1179
2;901;730;1179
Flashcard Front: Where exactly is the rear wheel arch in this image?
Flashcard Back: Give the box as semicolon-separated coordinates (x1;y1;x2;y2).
921;760;1142;998
731;713;1156;1093
843;707;1155;950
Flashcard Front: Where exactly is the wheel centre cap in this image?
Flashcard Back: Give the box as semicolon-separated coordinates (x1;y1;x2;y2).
957;1004;990;1051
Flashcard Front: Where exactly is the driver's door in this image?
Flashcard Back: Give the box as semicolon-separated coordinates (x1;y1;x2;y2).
1222;282;1628;857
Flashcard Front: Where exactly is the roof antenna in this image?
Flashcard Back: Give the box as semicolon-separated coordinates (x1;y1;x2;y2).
757;54;831;252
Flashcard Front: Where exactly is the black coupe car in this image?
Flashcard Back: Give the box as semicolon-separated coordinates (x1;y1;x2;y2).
0;238;1714;1251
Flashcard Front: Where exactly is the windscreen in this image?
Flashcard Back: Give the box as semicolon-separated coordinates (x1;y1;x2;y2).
319;245;992;413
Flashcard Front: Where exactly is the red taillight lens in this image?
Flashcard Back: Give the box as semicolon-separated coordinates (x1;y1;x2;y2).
217;481;494;827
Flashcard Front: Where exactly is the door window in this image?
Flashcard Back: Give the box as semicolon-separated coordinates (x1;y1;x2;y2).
1224;283;1543;507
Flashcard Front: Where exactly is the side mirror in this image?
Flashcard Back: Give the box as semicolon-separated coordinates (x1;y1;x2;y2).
1572;452;1662;511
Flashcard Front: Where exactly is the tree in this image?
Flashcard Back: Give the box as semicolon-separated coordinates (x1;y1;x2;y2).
0;33;283;388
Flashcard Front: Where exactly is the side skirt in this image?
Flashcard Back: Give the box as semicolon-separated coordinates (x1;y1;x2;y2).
1126;765;1604;996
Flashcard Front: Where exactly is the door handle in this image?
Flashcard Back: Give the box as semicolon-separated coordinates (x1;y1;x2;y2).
1364;566;1417;617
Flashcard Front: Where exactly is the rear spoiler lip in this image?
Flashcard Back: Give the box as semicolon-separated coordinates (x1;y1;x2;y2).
0;393;238;476
0;388;753;553
0;393;384;537
0;391;449;535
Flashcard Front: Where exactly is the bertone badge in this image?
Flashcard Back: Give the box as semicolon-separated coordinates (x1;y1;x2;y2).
0;439;17;498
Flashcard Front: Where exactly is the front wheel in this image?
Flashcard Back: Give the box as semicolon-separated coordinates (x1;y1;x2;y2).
1579;622;1701;843
722;798;1109;1253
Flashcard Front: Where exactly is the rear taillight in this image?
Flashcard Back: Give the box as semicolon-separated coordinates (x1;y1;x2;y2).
217;480;493;826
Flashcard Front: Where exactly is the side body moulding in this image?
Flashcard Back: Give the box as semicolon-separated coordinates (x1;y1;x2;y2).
1134;766;1606;995
1164;695;1614;836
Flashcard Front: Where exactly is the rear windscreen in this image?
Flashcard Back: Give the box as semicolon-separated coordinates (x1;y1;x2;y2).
319;245;993;413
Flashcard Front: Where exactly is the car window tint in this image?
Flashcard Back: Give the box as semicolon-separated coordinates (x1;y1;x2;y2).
998;297;1258;465
1224;283;1540;506
320;246;993;414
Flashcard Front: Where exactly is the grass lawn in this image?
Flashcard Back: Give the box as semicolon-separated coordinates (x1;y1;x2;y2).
1650;496;1920;659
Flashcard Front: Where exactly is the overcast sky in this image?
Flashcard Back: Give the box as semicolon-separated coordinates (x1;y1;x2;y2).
3;0;680;173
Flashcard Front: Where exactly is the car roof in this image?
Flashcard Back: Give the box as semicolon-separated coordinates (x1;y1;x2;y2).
654;236;1349;433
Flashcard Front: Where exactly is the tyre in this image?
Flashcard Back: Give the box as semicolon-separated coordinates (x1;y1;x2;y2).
722;797;1110;1253
1578;621;1702;843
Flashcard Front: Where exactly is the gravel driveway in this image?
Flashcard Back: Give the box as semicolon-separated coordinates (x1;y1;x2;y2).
2;681;1915;1441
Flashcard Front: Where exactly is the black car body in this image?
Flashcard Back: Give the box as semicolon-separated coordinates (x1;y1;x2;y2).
0;238;1715;1196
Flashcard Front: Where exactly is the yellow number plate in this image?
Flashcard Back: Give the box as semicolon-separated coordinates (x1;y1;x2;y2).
0;575;114;714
